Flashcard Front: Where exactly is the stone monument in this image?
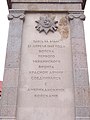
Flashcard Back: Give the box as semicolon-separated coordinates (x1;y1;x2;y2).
0;0;90;120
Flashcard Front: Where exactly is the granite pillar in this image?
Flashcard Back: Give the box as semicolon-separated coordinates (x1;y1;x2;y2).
0;10;25;120
68;12;90;120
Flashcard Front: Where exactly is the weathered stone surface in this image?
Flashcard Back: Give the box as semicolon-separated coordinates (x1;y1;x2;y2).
12;4;81;11
75;87;89;107
69;12;89;120
73;53;87;69
71;38;86;54
3;68;19;87
7;0;86;10
5;51;20;68
0;105;16;117
70;15;85;39
0;10;24;119
1;87;17;106
76;107;90;117
5;16;23;68
74;69;89;86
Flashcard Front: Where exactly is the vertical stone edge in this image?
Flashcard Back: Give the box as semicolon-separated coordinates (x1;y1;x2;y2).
68;12;90;120
0;10;25;120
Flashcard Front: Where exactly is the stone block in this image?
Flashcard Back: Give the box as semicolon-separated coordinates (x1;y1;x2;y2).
75;87;89;107
8;19;23;40
73;68;89;86
76;107;90;117
70;19;85;39
4;16;23;68
1;87;17;106
12;3;81;11
73;53;87;69
5;51;20;68
0;88;8;106
3;68;19;87
7;87;17;106
71;38;86;54
7;37;21;53
0;105;16;117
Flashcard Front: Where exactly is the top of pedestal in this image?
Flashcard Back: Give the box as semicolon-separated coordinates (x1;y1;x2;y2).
7;0;87;10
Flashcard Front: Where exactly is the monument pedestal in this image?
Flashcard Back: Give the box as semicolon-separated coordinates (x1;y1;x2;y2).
0;0;89;120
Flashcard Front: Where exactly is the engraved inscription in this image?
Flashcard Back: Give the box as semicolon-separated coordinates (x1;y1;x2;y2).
18;14;74;109
26;36;72;99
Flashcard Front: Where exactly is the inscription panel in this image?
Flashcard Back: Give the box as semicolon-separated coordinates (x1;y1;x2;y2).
17;13;74;120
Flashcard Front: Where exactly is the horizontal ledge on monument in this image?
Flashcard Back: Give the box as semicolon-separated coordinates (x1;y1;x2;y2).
4;67;19;70
11;3;82;11
9;9;84;13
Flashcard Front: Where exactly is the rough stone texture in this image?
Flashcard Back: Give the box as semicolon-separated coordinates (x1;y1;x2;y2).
5;17;23;68
71;38;86;53
73;53;88;69
0;105;16;117
74;69;89;86
1;87;17;106
75;87;89;106
69;12;89;120
70;19;85;39
76;107;90;117
0;10;24;119
12;4;81;11
3;68;19;87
